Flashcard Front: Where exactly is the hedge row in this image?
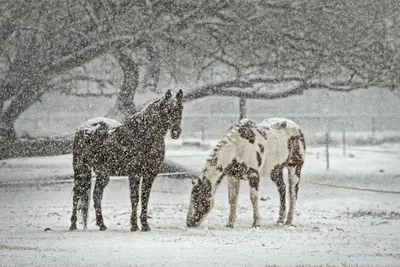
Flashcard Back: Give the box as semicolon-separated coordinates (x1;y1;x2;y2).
0;137;73;160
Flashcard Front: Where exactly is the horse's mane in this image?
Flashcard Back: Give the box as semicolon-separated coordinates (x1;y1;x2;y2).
199;119;257;189
206;119;255;165
133;96;164;122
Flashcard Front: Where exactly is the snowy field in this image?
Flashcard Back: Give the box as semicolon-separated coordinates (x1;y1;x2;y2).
0;143;400;266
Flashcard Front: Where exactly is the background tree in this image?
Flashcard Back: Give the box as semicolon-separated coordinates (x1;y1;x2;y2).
1;0;399;143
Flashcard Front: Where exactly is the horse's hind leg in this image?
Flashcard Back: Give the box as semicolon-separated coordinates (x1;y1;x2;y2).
70;168;91;231
226;176;240;228
140;172;157;232
81;175;92;230
93;172;110;231
70;186;79;231
286;164;302;226
270;164;286;224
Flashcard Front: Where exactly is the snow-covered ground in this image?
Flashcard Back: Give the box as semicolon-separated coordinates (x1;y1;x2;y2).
0;143;400;266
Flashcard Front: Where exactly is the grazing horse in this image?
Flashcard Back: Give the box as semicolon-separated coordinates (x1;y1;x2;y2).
187;118;306;228
69;89;184;231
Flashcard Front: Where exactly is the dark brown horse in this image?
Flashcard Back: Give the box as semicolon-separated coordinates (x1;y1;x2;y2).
69;89;183;232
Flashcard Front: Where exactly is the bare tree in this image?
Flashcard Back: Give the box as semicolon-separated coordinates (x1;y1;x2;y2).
1;0;399;143
180;0;399;100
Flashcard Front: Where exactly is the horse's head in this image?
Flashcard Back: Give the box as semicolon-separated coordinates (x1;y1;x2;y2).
161;89;183;139
186;174;214;227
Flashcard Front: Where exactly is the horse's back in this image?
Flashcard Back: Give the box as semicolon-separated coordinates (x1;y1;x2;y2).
76;117;122;135
256;118;305;175
73;117;122;163
260;117;300;131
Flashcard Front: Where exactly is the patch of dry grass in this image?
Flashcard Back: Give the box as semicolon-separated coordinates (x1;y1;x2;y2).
0;244;39;251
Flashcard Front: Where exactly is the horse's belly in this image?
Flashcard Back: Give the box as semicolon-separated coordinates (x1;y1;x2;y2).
91;151;134;176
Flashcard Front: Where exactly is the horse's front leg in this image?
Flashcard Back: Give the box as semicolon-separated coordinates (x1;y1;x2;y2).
93;172;110;231
226;176;240;228
129;174;141;232
248;169;261;228
140;171;157;231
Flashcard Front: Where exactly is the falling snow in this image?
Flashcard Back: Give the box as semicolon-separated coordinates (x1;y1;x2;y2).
1;1;400;266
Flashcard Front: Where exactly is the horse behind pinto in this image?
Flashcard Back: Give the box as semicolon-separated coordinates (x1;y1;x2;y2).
69;89;184;232
187;118;306;228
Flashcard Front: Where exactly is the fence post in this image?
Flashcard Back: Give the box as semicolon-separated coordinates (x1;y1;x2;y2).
201;128;206;146
325;132;330;170
371;116;376;144
239;97;247;120
342;130;346;157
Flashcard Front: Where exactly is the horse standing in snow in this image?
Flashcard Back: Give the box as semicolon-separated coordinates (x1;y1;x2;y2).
69;89;184;232
187;118;306;228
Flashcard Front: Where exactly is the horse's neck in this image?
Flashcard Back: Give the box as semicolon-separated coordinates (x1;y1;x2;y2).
205;141;237;191
121;108;169;141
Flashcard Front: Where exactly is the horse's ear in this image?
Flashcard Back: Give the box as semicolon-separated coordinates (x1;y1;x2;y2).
165;89;172;100
177;89;183;100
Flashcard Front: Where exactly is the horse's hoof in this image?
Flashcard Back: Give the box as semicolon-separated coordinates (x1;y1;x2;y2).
69;225;77;231
284;221;293;226
276;219;284;225
141;225;151;232
131;226;139;232
225;223;234;228
252;223;260;229
99;225;107;231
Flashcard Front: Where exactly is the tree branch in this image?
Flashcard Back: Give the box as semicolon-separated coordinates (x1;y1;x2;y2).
56;74;114;85
182;78;376;103
182;77;305;102
42;35;140;78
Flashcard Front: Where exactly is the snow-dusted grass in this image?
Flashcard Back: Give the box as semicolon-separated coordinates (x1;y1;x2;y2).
0;143;399;266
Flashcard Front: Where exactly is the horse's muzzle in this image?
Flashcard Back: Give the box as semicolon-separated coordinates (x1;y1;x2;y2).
170;128;181;139
186;219;199;228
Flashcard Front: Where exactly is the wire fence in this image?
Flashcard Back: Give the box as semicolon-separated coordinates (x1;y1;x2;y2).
2;170;399;195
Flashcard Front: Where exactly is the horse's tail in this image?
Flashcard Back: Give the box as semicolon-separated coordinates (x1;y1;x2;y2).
71;131;92;231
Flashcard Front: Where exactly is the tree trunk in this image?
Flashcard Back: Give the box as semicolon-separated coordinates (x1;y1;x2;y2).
112;48;139;121
143;45;160;93
0;120;16;141
239;97;247;120
0;80;44;141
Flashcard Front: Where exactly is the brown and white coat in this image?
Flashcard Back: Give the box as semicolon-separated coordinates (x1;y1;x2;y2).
187;118;306;228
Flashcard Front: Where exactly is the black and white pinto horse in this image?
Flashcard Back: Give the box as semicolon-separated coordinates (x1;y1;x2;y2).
187;118;306;228
69;89;184;232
